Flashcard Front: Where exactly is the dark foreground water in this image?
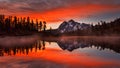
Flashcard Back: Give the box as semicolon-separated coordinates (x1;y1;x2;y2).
0;36;120;68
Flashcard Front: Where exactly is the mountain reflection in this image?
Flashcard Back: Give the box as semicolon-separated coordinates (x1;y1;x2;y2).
56;38;120;53
0;37;120;56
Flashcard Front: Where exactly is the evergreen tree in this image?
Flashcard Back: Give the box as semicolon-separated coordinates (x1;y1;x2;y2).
36;19;39;31
43;21;46;31
39;21;42;31
31;19;34;31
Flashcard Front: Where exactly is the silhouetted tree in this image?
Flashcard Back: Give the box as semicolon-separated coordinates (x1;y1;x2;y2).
13;16;18;31
39;21;42;31
36;19;39;31
43;21;47;31
26;17;30;30
31;19;34;31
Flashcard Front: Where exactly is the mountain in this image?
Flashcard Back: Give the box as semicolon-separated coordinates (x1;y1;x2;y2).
58;19;90;33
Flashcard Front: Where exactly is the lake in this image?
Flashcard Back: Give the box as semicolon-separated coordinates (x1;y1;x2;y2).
0;36;120;68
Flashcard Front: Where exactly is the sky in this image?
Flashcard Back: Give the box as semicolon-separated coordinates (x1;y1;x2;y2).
0;0;120;29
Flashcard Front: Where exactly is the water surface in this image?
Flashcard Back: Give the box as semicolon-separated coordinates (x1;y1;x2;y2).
0;36;120;68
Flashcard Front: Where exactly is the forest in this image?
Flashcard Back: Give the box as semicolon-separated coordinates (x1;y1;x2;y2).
91;18;120;35
0;15;47;35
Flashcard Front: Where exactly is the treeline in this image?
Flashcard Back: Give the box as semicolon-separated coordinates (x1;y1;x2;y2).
91;18;120;35
0;15;47;35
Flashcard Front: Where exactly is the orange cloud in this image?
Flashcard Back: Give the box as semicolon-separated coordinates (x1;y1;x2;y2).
14;4;119;24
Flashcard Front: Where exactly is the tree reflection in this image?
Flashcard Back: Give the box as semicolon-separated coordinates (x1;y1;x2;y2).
0;40;46;56
42;40;45;50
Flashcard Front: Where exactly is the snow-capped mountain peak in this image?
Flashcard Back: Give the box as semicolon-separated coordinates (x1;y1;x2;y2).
58;20;90;33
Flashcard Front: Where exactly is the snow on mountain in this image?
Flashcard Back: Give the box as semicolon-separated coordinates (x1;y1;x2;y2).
58;19;90;33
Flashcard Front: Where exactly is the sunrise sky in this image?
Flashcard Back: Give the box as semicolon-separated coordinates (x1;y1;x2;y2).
0;0;120;29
